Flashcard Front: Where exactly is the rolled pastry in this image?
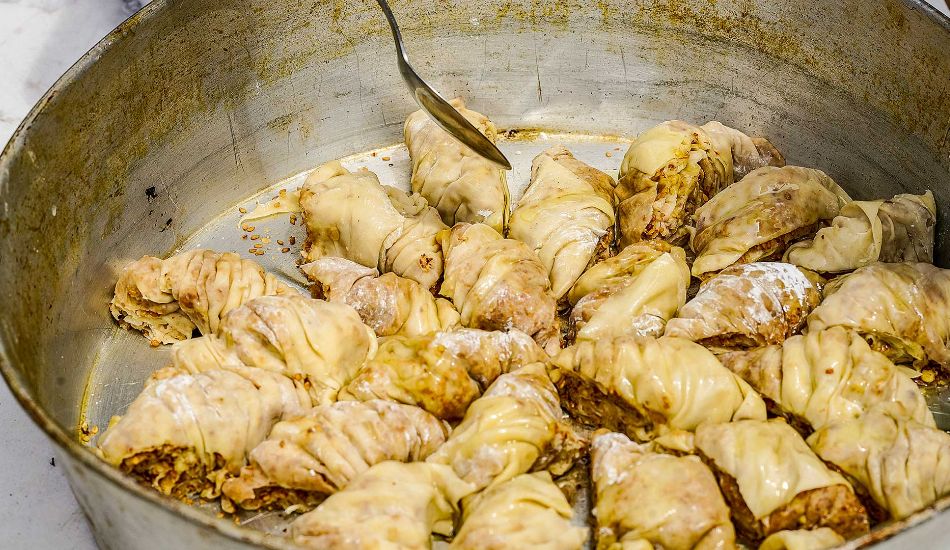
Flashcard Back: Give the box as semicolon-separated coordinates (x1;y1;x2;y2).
758;529;845;550
509;145;616;300
405;98;509;232
110;249;296;344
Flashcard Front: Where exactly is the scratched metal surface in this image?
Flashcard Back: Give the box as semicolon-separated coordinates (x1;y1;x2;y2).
0;0;949;548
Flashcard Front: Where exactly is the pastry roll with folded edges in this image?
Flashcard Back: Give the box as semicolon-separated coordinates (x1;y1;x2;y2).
690;166;850;279
508;146;616;301
784;191;935;273
615;120;783;246
758;529;844;550
808;408;950;521
97;364;311;499
110;249;297;344
405;98;509;233
549;336;766;443
290;461;476;549
695;419;869;542
449;471;587;550
427;363;583;491
664;262;822;350
439;222;560;352
338;328;546;420
299;160;447;290
718;326;933;435
222;400;448;512
567;241;690;343
591;431;736;550
806;262;950;370
170;294;377;405
300;257;460;337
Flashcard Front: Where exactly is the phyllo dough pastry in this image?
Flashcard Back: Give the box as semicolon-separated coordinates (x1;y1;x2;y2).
615;120;783;246
509;145;616;300
170;294;376;405
591;431;736;550
222;400;448;512
405;98;509;232
664;262;822;350
785;191;936;273
806;262;950;369
549;336;766;442
110;249;296;344
758;529;844;550
300;257;460;337
808;409;950;521
290;461;476;549
97;365;311;499
338;328;547;420
690;166;850;278
567;241;690;343
719;327;933;434
439;222;560;352
427;363;583;491
299;160;447;290
449;471;587;550
695;419;869;542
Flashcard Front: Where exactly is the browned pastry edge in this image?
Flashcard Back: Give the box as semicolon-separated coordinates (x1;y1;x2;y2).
699;450;869;543
751;137;786;169
696;223;821;281
119;445;227;500
697;333;768;350
221;484;325;514
548;367;655;441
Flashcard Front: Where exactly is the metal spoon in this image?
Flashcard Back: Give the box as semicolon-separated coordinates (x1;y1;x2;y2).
374;0;512;170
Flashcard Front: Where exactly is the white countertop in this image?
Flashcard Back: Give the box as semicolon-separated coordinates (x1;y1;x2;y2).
0;1;948;549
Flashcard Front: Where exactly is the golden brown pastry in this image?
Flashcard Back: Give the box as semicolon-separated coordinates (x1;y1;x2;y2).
695;419;869;542
700;120;785;179
591;431;736;550
690;166;850;278
719;327;934;434
299;160;447;290
405;98;509;233
807;408;950;521
222;400;448;512
290;461;475;549
97;365;311;499
170;294;377;405
509;146;616;300
664;262;822;350
300;256;459;337
110;249;296;344
568;241;690;343
439;222;560;352
427;363;583;491
338;328;547;420
784;191;936;273
758;529;845;550
806;262;950;369
449;471;587;550
549;336;766;442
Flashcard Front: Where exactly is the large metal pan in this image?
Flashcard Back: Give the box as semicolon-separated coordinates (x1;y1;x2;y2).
1;0;949;548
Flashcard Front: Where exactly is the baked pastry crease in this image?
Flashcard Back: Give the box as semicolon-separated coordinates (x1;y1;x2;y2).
449;471;587;550
784;191;936;273
338;328;547;420
171;294;377;405
222;400;448;512
290;461;476;549
301;257;460;337
806;262;950;369
110;249;296;344
405;97;509;233
664;262;822;350
690;166;850;278
299;160;447;290
439;222;560;352
509;145;616;300
568;241;690;343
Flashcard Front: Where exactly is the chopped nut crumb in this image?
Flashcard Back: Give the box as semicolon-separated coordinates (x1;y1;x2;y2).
279;189;287;198
241;234;248;240
241;224;256;232
253;243;263;249
382;156;391;161
250;234;261;241
371;151;377;157
605;151;613;157
277;240;284;245
289;236;296;245
238;207;247;214
922;369;936;384
249;248;257;254
290;214;298;225
254;249;265;256
274;201;281;208
150;339;160;348
281;247;291;253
